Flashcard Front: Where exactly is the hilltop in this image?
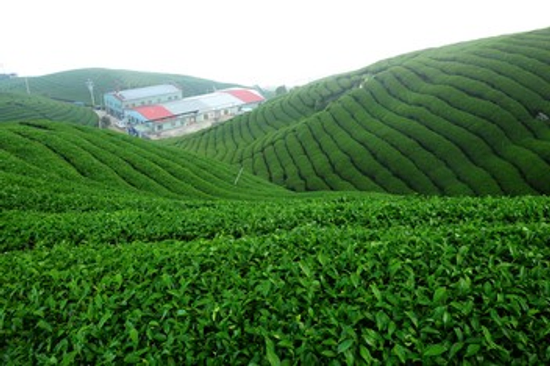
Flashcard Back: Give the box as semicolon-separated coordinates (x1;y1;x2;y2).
169;27;550;195
0;68;239;105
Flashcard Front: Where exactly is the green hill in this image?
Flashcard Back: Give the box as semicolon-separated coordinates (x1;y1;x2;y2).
2;120;550;364
0;68;239;105
0;120;288;206
0;92;99;126
169;27;550;195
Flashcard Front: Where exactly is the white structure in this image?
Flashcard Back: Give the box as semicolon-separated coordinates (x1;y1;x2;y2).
103;84;182;120
125;88;265;137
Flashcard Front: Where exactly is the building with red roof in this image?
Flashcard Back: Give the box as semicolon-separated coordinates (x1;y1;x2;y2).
111;86;265;138
220;88;264;104
104;84;181;119
132;105;174;121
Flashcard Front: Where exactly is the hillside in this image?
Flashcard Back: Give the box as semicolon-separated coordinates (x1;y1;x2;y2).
169;27;550;195
0;92;99;126
0;121;288;207
0;68;239;105
2;119;550;363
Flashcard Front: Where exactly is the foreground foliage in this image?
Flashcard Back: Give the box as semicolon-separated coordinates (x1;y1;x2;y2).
2;191;550;364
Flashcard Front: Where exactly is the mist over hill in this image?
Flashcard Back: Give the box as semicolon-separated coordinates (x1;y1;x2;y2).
0;68;239;104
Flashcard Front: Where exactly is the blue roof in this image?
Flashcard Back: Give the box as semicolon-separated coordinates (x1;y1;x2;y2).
113;84;180;101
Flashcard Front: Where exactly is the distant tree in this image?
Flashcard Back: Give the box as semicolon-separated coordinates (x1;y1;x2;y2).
275;85;288;96
100;115;111;128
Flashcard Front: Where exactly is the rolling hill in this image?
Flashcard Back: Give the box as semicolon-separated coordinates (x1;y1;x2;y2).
0;68;239;105
0;120;288;206
2;28;550;365
2;122;550;364
169;27;550;195
0;92;99;126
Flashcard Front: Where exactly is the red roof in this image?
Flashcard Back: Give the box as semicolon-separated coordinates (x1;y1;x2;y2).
221;89;264;104
133;105;174;121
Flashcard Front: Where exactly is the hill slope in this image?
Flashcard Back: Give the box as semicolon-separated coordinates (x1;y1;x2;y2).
2;121;550;364
0;121;288;208
169;27;550;195
0;92;99;126
0;68;239;104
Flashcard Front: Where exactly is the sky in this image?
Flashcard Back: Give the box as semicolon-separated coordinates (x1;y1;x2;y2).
1;0;548;87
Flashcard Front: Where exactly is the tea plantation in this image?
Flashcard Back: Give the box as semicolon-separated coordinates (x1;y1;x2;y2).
2;121;550;364
3;26;550;364
0;93;98;126
170;27;550;195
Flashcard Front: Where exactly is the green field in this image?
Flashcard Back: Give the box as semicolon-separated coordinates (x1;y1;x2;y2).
0;68;239;105
169;27;550;196
2;121;550;364
0;92;99;126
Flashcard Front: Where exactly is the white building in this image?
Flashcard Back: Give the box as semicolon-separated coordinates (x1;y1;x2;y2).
103;84;182;120
125;88;265;137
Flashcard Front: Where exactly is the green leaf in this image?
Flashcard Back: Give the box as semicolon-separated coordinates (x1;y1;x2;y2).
338;339;354;354
129;327;139;346
370;284;382;303
423;344;447;357
393;344;408;363
360;346;373;362
388;260;402;277
265;338;281;366
123;352;141;364
321;350;337;358
449;342;464;358
481;326;497;349
298;261;312;278
433;287;447;303
37;319;53;332
375;310;389;331
465;344;481;357
362;329;379;347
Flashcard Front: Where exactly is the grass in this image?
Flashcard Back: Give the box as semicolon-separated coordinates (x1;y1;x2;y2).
168;27;550;195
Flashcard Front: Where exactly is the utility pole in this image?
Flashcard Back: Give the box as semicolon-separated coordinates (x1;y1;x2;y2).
85;79;95;107
234;166;245;185
25;77;30;95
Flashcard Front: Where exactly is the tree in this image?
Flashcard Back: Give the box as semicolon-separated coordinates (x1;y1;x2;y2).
275;85;288;96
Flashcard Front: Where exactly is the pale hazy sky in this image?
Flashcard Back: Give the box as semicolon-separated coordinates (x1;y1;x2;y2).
1;0;548;86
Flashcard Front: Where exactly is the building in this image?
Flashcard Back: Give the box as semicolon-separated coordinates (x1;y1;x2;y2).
124;88;265;137
103;84;182;119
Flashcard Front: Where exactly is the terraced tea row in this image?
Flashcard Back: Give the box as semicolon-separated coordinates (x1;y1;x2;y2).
0;93;98;126
170;28;550;195
3;194;550;364
0;121;289;203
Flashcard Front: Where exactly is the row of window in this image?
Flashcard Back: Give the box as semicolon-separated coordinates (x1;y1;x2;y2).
123;95;179;108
